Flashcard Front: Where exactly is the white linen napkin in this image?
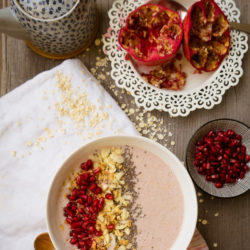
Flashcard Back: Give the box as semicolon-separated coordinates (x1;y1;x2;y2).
0;59;208;250
0;59;138;249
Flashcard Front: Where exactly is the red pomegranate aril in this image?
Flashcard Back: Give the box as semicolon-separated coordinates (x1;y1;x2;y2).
244;165;249;172
68;194;77;201
95;230;103;236
88;226;95;234
66;218;72;224
239;172;245;179
93;167;101;175
76;198;84;204
87;195;93;204
245;155;250;162
206;175;212;181
198;167;204;174
70;238;78;244
86;239;93;247
79;240;86;246
105;193;114;200
93;187;102;195
89;176;96;183
81;162;89;171
89;184;97;191
107;224;115;230
215;182;223;188
86;159;93;168
71;222;82;229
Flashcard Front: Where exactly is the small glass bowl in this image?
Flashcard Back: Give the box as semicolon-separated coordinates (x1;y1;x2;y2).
186;118;250;198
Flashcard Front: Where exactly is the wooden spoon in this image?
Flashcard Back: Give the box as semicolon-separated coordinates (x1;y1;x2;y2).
34;233;55;250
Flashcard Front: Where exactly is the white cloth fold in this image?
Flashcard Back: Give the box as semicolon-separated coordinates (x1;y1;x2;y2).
0;59;138;249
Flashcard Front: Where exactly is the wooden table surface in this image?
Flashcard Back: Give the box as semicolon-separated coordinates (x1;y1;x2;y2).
0;0;249;249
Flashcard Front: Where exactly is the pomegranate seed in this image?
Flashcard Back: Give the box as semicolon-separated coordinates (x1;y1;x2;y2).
93;199;99;207
107;224;115;230
93;187;102;194
89;183;97;191
105;193;114;200
81;162;89;171
79;240;86;246
245;155;250;162
95;230;103;236
88;195;93;204
66;218;72;224
239;172;245;179
215;182;223;188
89;176;96;183
93;167;101;175
88;226;95;234
71;222;82;229
86;159;93;168
86;239;93;247
70;238;78;244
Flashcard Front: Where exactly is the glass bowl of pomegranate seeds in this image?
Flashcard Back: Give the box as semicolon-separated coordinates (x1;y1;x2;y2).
186;118;250;198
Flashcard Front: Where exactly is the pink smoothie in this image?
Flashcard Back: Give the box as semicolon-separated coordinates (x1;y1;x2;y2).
56;145;184;250
130;146;184;249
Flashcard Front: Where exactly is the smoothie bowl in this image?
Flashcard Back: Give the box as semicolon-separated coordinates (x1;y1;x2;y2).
47;135;197;250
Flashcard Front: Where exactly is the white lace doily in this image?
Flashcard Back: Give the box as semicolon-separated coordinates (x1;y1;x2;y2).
103;0;248;117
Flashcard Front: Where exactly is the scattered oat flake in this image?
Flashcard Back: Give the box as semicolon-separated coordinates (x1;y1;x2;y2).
213;243;218;247
199;199;204;203
95;39;101;46
157;134;164;140
211;196;215;200
168;132;172;136
12;151;17;157
202;219;208;225
214;212;219;217
197;192;202;197
21;154;24;158
26;141;33;147
170;141;175;146
17;121;22;126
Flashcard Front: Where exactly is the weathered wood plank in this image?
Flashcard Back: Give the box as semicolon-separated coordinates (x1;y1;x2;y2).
0;0;249;249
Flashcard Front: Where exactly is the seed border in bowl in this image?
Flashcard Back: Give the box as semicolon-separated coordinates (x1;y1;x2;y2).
186;118;250;198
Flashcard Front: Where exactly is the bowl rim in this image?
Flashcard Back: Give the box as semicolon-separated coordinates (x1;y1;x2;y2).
185;118;250;198
47;134;198;249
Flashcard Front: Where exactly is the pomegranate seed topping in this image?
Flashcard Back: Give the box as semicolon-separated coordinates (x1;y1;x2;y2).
107;224;115;230
81;162;88;171
93;187;102;194
95;230;103;236
93;167;101;175
105;193;114;200
70;238;78;244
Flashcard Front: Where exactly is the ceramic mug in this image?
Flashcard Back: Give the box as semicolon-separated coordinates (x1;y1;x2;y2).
0;0;98;59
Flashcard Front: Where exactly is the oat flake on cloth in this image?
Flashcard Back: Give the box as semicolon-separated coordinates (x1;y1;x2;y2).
0;59;208;250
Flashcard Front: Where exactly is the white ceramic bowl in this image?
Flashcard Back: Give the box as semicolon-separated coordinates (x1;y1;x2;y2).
47;135;197;250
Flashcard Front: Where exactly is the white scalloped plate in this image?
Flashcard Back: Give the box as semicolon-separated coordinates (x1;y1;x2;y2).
103;0;248;117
